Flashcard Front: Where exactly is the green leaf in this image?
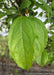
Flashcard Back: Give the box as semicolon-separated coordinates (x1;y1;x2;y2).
35;50;48;66
20;0;31;9
8;7;17;13
35;1;52;14
28;17;48;57
36;18;48;48
8;16;48;70
3;8;15;15
51;36;54;50
0;11;6;18
51;61;54;65
0;27;2;31
0;3;2;8
39;12;43;16
0;0;4;2
48;52;54;62
52;0;54;9
51;11;54;17
8;16;35;70
39;0;52;13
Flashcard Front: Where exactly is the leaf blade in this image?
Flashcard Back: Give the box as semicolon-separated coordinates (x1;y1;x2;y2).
8;16;34;70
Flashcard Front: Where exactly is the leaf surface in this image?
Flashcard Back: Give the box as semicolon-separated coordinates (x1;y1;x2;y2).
8;16;35;70
0;11;6;18
20;0;31;9
28;17;48;57
35;50;48;66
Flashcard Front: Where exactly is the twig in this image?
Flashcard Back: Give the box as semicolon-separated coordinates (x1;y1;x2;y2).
1;2;9;10
16;0;23;6
19;0;23;6
20;0;23;4
15;0;19;6
10;0;18;9
4;4;9;10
